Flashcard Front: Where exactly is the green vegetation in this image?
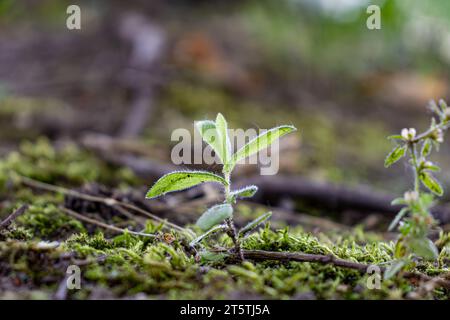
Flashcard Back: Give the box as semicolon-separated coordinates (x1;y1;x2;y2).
384;99;450;278
2;0;450;301
0;138;449;299
146;114;296;259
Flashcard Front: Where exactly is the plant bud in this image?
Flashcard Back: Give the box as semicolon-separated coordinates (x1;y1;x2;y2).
401;128;409;140
431;128;444;143
401;128;416;140
424;161;433;168
445;108;450;121
404;191;419;203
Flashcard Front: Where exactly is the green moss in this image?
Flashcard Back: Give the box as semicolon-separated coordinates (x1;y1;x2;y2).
0;138;138;189
1;221;448;299
0;191;84;240
18;204;85;239
0;240;66;297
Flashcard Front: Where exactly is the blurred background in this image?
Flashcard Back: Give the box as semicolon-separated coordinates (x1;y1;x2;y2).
1;0;450;222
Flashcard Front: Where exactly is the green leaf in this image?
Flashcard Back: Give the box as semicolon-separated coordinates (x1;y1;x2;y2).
195;120;215;139
195;114;231;164
215;113;231;164
196;204;233;231
225;125;296;172
388;207;408;232
238;211;272;237
195;120;222;162
409;237;439;261
421;139;432;157
387;135;403;140
435;142;441;152
384;259;406;280
189;225;226;247
146;171;227;199
438;99;448;111
394;240;406;259
418;193;434;208
428;100;441;116
419;171;443;196
390;197;406;206
384;145;406;168
425;164;440;172
230;185;258;201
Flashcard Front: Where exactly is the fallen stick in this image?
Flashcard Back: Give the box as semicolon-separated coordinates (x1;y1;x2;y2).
60;207;155;238
234;175;450;224
239;249;450;290
0;204;28;230
78;139;450;224
17;173;192;235
235;175;395;213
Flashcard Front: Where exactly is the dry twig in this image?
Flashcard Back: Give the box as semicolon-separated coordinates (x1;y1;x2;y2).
16;173;192;236
60;207;155;238
78;140;450;224
239;249;450;290
0;204;29;230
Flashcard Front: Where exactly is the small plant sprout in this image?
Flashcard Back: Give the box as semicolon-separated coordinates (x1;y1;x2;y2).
384;99;450;279
146;113;297;261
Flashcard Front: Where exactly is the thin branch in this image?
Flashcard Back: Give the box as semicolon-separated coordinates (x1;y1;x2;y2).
401;272;450;290
235;175;450;224
16;173;191;235
117;201;194;236
241;250;369;272
82;134;446;220
113;205;147;227
411;122;450;143
239;249;450;290
60;207;155;238
78;139;450;223
0;204;29;230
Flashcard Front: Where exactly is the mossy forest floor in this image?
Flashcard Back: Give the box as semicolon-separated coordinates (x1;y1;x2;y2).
2;0;450;300
1;139;449;300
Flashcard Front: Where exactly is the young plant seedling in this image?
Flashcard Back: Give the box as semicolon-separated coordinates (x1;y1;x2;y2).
146;113;297;261
384;99;450;279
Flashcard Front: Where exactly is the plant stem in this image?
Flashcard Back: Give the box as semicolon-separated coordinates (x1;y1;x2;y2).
404;118;449;192
224;171;231;203
408;143;420;193
223;171;244;261
225;218;244;261
411;121;449;143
